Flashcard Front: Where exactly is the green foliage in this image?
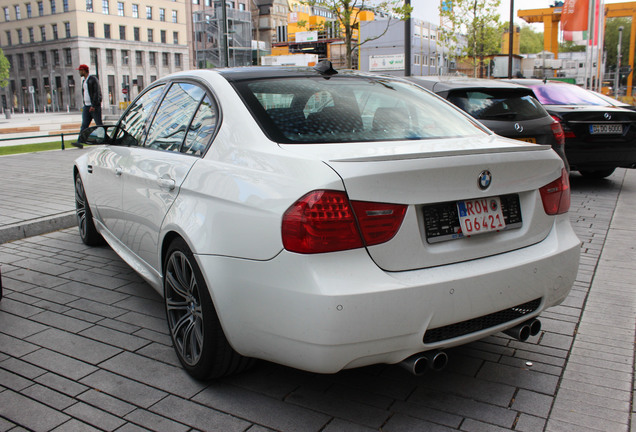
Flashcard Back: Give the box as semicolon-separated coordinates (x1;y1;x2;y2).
0;141;64;156
559;40;585;52
439;0;502;71
518;25;543;54
0;48;10;88
604;18;632;70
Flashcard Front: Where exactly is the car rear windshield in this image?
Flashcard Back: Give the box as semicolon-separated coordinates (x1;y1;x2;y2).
232;76;487;144
447;89;548;121
530;84;612;106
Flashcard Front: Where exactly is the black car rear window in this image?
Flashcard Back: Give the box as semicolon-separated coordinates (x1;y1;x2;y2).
447;89;548;121
231;76;487;144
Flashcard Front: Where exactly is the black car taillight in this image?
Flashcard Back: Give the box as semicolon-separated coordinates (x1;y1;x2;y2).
551;115;575;138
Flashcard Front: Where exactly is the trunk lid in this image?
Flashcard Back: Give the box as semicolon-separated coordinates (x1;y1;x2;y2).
281;135;564;271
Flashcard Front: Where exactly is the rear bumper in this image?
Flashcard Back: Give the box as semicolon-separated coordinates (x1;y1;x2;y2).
195;215;580;373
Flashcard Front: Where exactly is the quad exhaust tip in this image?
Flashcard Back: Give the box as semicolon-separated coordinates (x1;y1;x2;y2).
400;350;448;376
503;319;542;342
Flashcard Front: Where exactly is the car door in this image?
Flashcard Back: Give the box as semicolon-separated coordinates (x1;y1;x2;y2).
120;81;218;271
88;84;167;240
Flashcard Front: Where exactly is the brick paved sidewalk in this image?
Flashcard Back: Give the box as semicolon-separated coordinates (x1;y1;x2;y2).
0;164;633;431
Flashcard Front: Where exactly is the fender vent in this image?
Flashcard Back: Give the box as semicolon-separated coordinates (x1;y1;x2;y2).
423;298;542;344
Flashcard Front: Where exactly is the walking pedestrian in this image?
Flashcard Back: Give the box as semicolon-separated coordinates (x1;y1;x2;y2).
73;64;103;149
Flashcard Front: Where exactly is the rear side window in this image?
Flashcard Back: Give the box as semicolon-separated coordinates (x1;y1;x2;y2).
234;76;485;144
448;90;548;121
118;84;166;146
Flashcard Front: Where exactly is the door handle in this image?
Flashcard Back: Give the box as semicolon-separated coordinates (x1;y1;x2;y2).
158;177;176;190
115;167;123;176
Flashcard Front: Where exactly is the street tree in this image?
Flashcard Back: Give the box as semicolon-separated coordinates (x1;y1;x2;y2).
303;0;412;69
439;0;502;77
604;17;632;72
518;24;543;54
0;48;9;88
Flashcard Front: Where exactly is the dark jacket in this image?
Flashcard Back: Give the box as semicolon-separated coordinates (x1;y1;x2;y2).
85;75;102;107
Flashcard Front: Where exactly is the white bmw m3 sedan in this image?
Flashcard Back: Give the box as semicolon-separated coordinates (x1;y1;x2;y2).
73;62;580;380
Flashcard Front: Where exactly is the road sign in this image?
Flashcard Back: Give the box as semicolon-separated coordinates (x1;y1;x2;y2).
28;86;34;94
122;88;128;94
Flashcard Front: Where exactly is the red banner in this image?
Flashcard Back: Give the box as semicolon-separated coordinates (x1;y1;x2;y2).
562;0;589;31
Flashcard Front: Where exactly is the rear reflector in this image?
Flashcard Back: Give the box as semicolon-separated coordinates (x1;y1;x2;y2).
282;190;407;254
551;115;575;138
550;122;565;147
539;168;570;215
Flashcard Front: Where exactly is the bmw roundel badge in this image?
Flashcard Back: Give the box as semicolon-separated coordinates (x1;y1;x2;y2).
478;170;492;190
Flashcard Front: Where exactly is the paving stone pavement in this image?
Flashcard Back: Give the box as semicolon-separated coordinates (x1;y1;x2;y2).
0;150;634;432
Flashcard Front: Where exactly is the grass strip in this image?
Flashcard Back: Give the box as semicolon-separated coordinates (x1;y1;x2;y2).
0;141;66;156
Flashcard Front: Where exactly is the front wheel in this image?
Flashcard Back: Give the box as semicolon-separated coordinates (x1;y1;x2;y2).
164;238;254;380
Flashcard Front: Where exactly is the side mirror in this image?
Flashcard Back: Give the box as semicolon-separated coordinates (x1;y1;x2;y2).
78;125;117;145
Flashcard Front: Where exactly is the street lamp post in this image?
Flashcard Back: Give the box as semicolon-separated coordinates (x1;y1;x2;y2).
615;26;624;98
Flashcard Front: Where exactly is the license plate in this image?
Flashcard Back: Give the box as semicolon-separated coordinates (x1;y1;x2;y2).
456;197;506;237
516;137;536;143
589;124;623;134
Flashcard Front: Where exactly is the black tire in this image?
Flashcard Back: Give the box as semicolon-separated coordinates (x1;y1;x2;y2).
579;168;616;179
74;175;104;246
163;237;255;380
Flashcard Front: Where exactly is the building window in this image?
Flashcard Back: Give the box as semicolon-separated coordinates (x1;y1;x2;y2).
64;48;71;65
15;5;21;19
121;49;129;65
172;10;177;23
149;51;156;66
162;52;169;66
117;1;123;16
28;27;34;42
119;25;125;39
104;23;110;38
3;7;9;21
40;25;46;41
135;50;143;65
18;53;24;70
106;48;113;64
88;22;95;37
90;48;97;65
16;28;22;43
174;53;181;67
132;4;138;18
63;0;68;12
29;53;36;68
5;31;11;45
26;3;32;18
239;3;245;11
146;6;151;19
86;0;93;12
37;1;43;15
159;8;165;21
102;0;108;14
52;23;58;39
50;0;56;14
133;26;139;41
40;51;47;67
173;31;178;44
160;30;166;43
52;49;59;66
64;22;70;37
147;28;153;42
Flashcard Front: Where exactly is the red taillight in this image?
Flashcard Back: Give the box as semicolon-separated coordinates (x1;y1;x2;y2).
551;122;565;147
282;190;407;254
539;168;570;215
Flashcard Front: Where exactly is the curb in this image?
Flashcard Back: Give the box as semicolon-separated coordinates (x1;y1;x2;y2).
0;212;77;244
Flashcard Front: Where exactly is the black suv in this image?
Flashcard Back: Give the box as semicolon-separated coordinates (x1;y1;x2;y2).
407;76;568;169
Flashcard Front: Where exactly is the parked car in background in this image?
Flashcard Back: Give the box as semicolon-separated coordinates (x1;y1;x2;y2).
74;63;579;380
407;76;568;168
507;78;636;178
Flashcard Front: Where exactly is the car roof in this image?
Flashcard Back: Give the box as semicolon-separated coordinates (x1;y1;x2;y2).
504;78;571;87
408;76;533;93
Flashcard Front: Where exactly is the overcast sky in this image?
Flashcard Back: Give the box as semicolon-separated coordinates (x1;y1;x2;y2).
411;0;635;28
